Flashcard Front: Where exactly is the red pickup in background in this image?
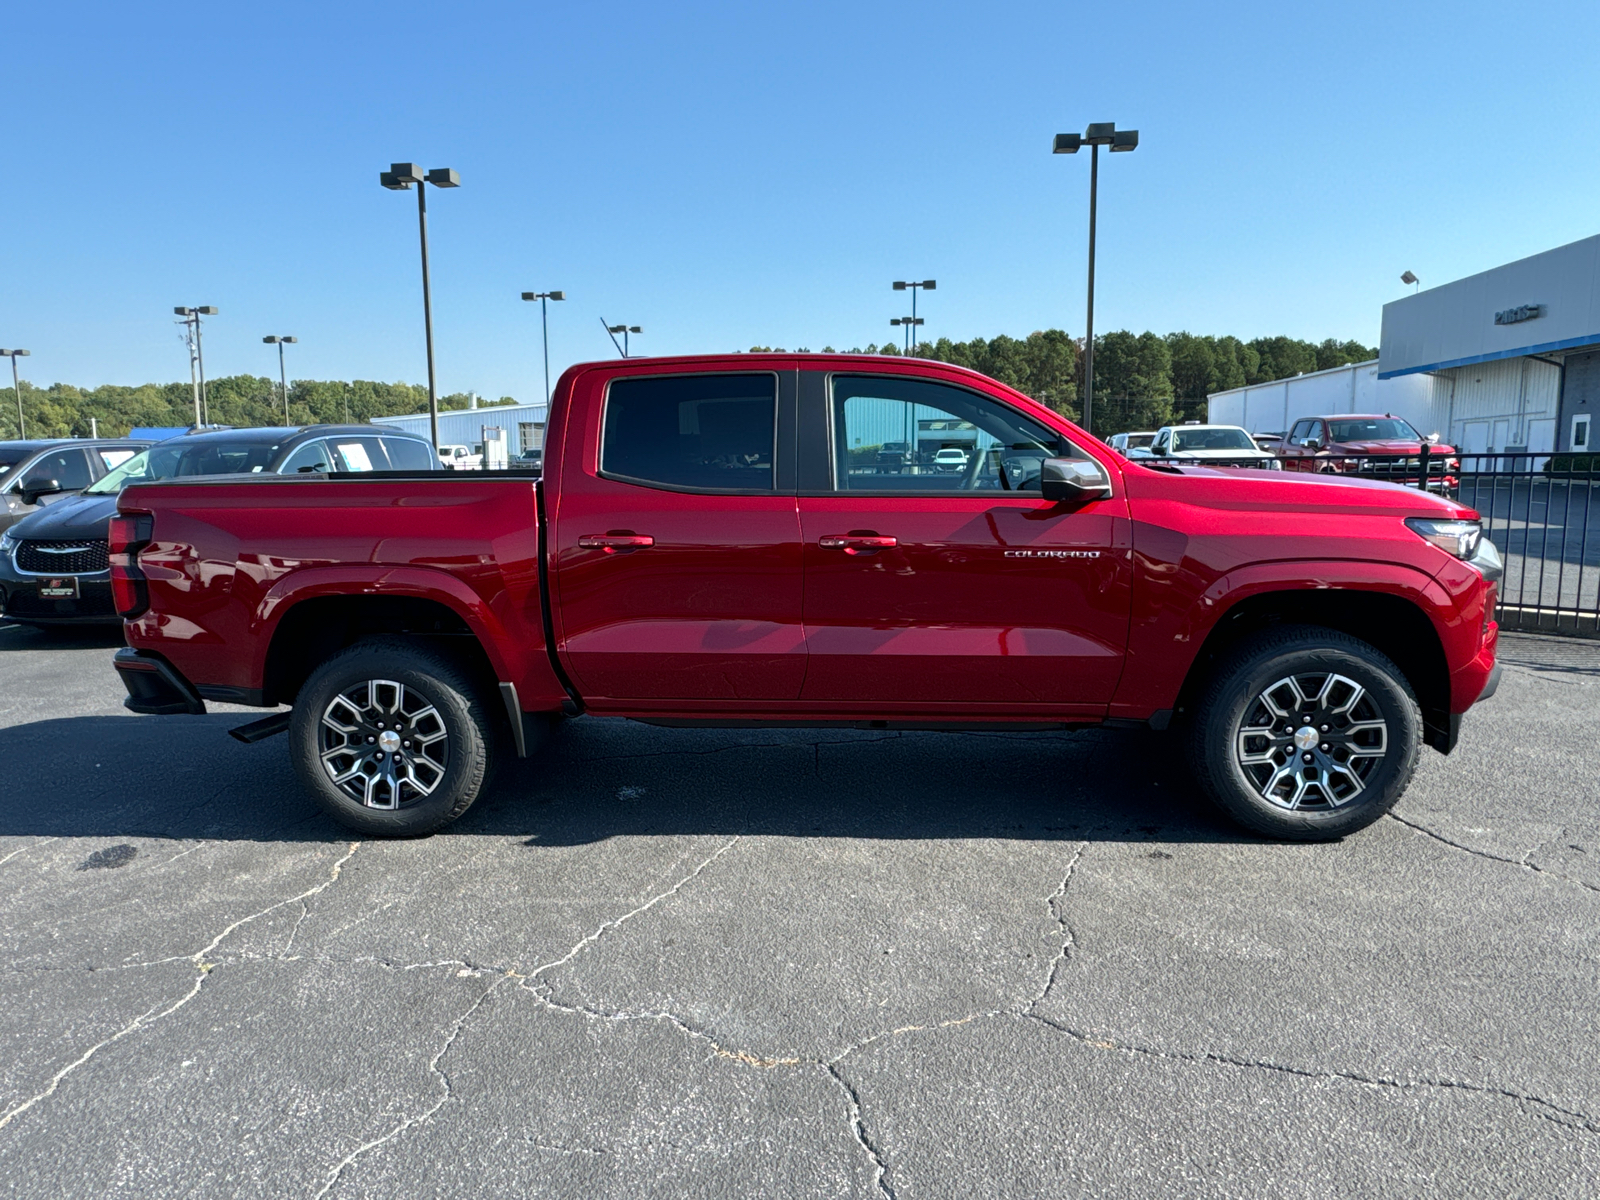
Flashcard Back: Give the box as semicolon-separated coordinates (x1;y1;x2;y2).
110;355;1501;842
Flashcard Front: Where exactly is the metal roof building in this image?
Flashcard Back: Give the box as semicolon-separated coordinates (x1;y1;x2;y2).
370;401;549;457
1377;235;1600;456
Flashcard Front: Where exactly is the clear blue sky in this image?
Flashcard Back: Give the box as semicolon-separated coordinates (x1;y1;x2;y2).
5;0;1598;403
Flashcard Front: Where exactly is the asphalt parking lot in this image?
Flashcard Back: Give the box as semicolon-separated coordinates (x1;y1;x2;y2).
0;623;1596;1198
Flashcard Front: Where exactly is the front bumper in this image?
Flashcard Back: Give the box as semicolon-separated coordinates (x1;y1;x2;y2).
0;572;120;625
114;648;207;715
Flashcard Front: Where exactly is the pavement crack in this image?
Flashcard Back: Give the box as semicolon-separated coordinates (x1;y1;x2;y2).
1026;841;1088;1012
311;975;507;1198
0;837;58;868
1387;814;1600;894
523;837;740;986
1021;1012;1600;1137
826;1062;898;1200
0;842;360;1135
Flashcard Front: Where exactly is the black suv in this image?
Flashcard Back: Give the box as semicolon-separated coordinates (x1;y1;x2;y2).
0;425;437;625
0;439;153;537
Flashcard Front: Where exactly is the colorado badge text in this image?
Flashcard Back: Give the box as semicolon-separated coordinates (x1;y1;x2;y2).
1003;549;1100;558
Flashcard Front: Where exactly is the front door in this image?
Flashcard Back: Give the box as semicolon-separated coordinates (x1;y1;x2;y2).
552;368;805;703
798;372;1131;715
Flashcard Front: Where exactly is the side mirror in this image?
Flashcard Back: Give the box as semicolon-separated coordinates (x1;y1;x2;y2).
20;478;63;505
1039;458;1112;503
1305;439;1321;452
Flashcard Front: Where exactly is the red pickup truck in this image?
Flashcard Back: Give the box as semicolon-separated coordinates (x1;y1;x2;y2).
109;355;1501;841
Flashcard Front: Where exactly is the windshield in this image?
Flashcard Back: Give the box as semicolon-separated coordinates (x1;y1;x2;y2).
1173;427;1255;452
1327;418;1422;443
1125;433;1154;449
84;438;287;494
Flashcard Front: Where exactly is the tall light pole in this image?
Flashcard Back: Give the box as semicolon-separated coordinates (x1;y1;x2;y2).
0;349;29;439
174;307;219;427
891;280;935;355
890;316;924;354
380;162;461;453
1052;122;1138;436
520;290;565;403
604;322;641;358
263;336;298;426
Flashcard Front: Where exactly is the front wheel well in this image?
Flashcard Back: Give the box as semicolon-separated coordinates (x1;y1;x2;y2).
262;595;498;708
1175;590;1454;753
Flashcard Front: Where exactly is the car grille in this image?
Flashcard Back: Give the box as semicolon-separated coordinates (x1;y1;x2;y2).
1177;457;1275;469
14;539;110;574
1355;455;1451;479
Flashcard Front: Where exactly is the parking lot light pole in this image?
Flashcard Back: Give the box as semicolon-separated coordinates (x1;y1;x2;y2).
1052;122;1138;436
890;316;923;354
381;163;460;453
174;307;219;427
605;323;641;358
520;291;565;403
263;336;298;426
0;349;29;439
892;280;936;354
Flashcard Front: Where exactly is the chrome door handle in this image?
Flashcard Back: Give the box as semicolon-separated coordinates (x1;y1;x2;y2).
577;533;654;553
819;534;897;555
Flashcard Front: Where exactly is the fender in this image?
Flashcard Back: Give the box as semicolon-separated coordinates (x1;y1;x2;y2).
253;563;565;707
1109;558;1453;722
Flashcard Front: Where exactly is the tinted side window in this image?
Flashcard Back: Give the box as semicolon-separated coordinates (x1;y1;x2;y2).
24;449;93;491
602;374;776;491
279;440;334;474
382;437;435;471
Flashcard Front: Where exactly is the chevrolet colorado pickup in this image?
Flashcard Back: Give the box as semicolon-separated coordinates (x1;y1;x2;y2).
110;355;1502;841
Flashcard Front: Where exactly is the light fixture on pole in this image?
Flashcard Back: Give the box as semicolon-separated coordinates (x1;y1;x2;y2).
263;336;298;426
604;322;642;358
174;307;219;427
0;349;30;439
890;316;924;354
380;162;461;453
1052;121;1138;436
1401;270;1420;293
891;280;935;354
521;291;566;403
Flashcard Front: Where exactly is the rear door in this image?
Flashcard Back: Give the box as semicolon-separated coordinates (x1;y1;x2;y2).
551;367;805;703
796;371;1131;714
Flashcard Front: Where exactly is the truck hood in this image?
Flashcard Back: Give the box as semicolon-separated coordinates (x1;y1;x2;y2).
6;491;119;539
1159;462;1478;518
1169;448;1275;460
1331;439;1457;455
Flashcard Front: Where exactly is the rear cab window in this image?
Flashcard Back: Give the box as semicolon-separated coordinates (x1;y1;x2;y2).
601;374;777;492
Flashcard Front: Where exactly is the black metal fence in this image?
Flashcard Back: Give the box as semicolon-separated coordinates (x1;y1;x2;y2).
1282;448;1599;637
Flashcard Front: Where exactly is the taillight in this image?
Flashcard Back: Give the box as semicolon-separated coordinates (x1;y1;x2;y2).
109;512;154;619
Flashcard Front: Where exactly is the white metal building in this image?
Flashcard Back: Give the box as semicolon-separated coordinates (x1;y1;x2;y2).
1207;360;1438;438
370;401;548;457
1378;234;1599;456
1208;234;1600;458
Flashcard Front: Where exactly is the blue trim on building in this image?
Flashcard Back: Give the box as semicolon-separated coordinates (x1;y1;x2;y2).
1379;333;1600;379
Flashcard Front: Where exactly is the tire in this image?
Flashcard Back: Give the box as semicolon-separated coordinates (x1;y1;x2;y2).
1188;625;1421;841
290;637;496;837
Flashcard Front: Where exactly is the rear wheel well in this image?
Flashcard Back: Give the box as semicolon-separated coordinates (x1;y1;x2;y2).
263;595;499;708
1176;590;1453;752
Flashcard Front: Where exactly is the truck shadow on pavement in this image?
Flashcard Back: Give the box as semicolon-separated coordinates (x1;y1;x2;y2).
0;711;1249;847
0;623;126;652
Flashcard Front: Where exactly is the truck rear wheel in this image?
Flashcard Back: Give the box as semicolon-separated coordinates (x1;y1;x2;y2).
290;638;495;837
1188;626;1421;841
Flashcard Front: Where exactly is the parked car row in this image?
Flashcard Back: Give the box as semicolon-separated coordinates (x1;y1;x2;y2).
1105;415;1458;491
0;424;441;626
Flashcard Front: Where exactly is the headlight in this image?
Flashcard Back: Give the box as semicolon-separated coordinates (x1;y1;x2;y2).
0;530;14;557
1405;517;1482;559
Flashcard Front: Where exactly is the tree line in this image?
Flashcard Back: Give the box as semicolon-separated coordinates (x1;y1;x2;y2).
3;330;1374;441
754;330;1377;435
0;375;517;441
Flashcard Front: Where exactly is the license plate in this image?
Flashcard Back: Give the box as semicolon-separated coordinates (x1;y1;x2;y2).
38;577;80;599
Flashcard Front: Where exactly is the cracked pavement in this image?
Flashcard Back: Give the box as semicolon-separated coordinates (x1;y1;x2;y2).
0;623;1596;1197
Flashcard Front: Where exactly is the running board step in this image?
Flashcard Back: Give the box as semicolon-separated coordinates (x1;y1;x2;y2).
229;712;292;744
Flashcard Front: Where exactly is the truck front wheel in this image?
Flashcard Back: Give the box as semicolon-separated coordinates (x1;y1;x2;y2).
1189;626;1421;841
290;638;495;837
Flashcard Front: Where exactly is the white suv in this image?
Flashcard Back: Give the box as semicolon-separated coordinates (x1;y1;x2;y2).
932;447;970;471
438;444;483;470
